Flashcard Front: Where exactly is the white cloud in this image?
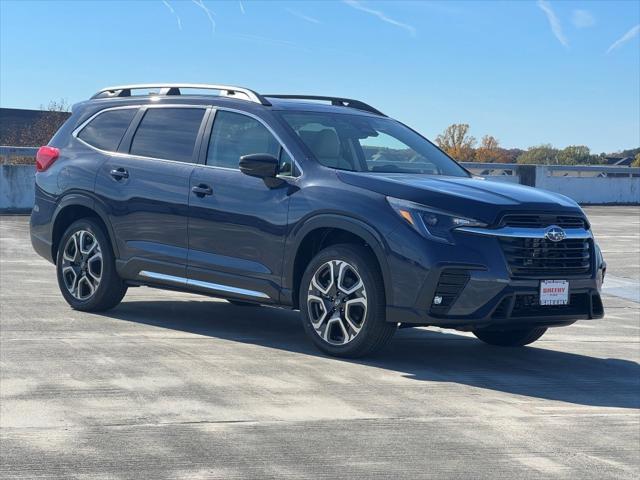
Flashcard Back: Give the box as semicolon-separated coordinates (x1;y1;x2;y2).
537;0;569;48
192;0;216;34
343;0;416;37
606;24;640;54
571;9;595;29
285;8;321;25
162;0;182;31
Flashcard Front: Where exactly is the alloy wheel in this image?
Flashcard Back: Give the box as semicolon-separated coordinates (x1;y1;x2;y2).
61;230;103;301
307;260;368;345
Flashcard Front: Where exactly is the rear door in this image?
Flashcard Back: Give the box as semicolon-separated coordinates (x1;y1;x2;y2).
93;105;209;281
187;109;297;302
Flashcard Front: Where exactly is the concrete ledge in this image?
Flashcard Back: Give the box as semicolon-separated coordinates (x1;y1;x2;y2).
0;165;35;212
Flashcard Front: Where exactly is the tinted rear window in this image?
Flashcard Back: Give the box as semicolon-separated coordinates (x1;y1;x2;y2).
78;108;136;151
129;108;206;162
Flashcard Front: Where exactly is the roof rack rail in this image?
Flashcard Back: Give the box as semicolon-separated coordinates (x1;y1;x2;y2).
264;95;385;116
90;83;271;106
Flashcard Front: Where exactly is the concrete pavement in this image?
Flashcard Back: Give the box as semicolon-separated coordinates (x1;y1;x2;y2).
1;207;639;479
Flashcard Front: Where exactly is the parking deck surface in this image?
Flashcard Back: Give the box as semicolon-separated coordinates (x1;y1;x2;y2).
1;206;639;479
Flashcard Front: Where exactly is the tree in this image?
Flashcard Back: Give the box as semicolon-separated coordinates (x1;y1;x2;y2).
504;148;524;163
557;145;594;165
1;99;71;164
435;123;476;161
632;153;640;167
8;99;70;148
474;135;509;163
28;99;71;146
517;144;559;165
39;99;70;113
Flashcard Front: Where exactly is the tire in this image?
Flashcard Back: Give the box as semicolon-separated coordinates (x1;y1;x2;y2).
473;327;547;347
56;218;127;312
299;244;396;358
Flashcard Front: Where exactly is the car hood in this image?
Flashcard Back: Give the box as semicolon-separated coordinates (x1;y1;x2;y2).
336;172;582;225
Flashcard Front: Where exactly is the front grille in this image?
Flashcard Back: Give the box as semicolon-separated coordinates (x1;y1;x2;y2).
430;269;469;316
491;298;511;319
500;237;592;277
501;214;587;229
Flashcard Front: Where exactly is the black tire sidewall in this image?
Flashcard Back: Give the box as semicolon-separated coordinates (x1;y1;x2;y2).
56;218;123;311
299;244;391;357
473;327;547;347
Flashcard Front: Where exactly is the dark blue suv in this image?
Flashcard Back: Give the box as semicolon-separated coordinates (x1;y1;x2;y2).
30;84;606;357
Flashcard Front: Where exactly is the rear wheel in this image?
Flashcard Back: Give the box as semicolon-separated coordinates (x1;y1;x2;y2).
300;244;396;358
473;327;547;347
56;218;127;312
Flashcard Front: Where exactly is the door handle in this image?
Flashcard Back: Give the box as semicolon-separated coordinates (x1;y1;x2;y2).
110;168;129;180
191;184;213;197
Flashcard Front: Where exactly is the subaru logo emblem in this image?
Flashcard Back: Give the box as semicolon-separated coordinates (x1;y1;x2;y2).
545;225;566;242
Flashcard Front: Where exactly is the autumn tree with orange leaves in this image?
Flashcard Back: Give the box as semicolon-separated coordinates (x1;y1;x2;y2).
475;135;509;163
435;123;476;161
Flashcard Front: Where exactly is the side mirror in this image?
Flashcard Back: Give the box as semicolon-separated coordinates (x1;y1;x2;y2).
239;154;279;179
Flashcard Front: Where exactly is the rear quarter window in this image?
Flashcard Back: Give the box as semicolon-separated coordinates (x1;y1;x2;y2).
77;108;137;151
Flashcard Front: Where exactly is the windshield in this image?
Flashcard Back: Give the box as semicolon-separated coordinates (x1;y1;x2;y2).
279;111;468;176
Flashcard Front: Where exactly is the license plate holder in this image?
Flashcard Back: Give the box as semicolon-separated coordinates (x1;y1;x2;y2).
539;280;569;306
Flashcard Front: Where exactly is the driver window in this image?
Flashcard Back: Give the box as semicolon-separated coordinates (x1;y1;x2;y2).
207;110;280;169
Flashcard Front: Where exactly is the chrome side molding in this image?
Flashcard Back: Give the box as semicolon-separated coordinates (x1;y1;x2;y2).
138;270;270;299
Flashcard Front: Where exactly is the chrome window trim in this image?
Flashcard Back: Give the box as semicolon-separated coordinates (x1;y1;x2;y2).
72;104;210;164
71;104;303;178
72;104;140;142
457;226;593;239
139;270;270;299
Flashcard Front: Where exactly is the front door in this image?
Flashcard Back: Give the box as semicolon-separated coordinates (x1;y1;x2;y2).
187;109;296;303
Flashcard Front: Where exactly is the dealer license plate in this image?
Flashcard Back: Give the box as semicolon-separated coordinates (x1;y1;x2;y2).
540;280;569;306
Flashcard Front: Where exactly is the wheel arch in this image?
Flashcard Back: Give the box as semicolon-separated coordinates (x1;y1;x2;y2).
285;215;392;309
51;194;117;263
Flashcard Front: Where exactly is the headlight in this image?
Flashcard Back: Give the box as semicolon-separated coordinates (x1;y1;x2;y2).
387;197;487;243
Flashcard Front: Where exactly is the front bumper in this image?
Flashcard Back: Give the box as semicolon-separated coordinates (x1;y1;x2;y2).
384;223;605;330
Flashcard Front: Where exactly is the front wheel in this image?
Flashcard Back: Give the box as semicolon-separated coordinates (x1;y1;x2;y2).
56;218;127;312
473;327;547;347
299;244;396;358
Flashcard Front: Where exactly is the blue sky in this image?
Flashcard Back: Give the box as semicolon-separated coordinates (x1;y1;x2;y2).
1;0;638;153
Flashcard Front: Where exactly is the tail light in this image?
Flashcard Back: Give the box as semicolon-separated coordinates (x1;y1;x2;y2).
36;146;60;172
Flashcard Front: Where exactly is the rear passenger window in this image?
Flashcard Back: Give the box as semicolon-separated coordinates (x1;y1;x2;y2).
130;108;206;162
207;110;280;169
78;108;136;151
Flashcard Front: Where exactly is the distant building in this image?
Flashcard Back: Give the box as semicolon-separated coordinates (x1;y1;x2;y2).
0;108;71;146
604;156;634;167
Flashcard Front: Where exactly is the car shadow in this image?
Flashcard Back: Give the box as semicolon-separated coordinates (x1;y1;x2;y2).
101;299;640;409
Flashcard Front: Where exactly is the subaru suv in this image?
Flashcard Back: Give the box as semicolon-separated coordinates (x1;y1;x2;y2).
30;84;606;357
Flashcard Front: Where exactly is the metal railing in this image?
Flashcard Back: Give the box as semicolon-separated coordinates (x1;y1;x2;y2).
460;162;640;178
